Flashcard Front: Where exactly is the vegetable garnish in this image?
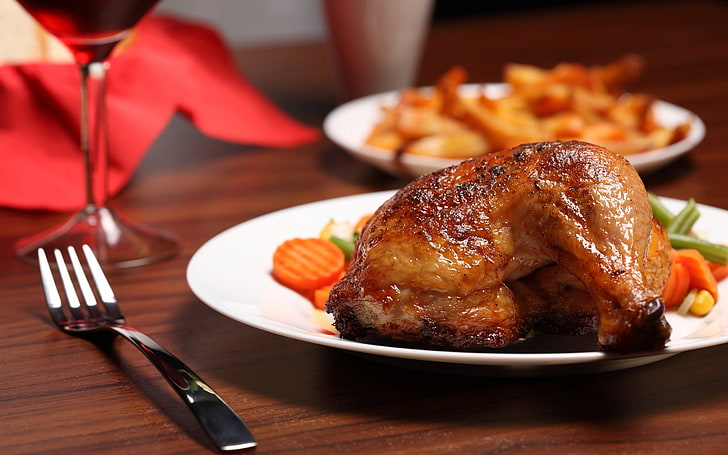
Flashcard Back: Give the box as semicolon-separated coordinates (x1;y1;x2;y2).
649;192;728;265
673;249;719;300
319;214;371;261
662;252;690;308
668;234;728;265
272;238;345;293
650;193;728;316
272;214;372;317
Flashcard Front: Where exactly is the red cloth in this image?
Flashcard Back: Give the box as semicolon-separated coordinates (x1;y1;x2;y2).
0;15;319;211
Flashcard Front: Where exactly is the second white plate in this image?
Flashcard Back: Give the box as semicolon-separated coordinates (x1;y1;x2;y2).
323;84;706;178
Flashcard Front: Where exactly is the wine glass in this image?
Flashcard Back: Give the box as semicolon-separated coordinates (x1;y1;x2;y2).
14;0;179;268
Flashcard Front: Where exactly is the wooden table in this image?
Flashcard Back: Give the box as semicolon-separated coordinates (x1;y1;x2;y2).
4;1;728;453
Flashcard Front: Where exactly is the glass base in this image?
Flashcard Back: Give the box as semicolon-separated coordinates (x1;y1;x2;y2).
16;206;179;268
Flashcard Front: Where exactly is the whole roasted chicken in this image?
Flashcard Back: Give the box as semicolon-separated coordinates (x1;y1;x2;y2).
326;141;671;353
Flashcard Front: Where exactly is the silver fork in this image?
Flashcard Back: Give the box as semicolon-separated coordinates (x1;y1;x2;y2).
38;245;256;452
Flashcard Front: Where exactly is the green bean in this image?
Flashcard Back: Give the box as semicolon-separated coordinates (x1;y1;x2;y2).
648;194;727;264
667;198;700;235
648;192;674;227
330;235;355;261
668;233;728;265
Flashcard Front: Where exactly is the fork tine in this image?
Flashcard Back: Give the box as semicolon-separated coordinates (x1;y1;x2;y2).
53;249;86;322
38;248;67;326
81;244;123;321
67;246;103;320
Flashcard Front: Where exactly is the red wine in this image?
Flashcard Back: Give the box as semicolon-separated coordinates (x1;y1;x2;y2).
17;0;159;63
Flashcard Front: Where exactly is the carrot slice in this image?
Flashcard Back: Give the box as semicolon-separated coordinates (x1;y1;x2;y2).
708;262;728;282
676;249;719;300
272;238;345;292
662;252;690;308
312;284;334;310
353;213;373;234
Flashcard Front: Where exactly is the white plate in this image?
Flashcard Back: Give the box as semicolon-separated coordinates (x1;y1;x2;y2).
187;191;728;376
323;84;706;178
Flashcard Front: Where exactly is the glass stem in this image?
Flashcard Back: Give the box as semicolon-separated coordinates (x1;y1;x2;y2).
79;62;110;210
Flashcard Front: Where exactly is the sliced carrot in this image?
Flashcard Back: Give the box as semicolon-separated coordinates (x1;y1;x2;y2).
662;252;690;308
312;284;334;310
353;213;373;235
676;248;719;300
272;238;345;292
708;262;728;282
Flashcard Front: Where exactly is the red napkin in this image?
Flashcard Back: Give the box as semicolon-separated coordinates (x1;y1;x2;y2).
0;15;319;211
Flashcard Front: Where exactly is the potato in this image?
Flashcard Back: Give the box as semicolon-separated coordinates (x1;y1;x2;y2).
364;56;691;160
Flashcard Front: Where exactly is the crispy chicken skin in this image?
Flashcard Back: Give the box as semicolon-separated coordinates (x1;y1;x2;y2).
326;141;671;353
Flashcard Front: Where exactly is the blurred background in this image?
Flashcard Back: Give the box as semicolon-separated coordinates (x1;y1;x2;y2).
0;0;630;63
156;0;618;47
157;0;325;47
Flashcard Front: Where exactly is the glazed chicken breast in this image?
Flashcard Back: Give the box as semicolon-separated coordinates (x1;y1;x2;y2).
326;140;671;353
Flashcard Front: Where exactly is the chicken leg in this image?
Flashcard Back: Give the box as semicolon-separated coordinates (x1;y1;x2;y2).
326;141;671;352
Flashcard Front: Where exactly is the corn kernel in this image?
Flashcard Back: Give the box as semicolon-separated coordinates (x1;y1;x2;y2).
689;289;716;316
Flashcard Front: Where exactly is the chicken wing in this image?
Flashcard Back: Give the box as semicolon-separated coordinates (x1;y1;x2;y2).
326;140;671;353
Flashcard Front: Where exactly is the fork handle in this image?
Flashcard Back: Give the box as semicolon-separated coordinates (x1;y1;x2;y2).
110;324;256;452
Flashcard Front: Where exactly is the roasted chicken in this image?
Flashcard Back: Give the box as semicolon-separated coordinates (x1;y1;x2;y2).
326;140;671;353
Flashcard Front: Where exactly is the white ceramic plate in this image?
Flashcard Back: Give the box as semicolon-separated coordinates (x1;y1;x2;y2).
323;84;706;178
187;191;728;376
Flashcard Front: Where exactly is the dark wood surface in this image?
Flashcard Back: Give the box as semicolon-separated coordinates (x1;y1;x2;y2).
4;1;728;453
